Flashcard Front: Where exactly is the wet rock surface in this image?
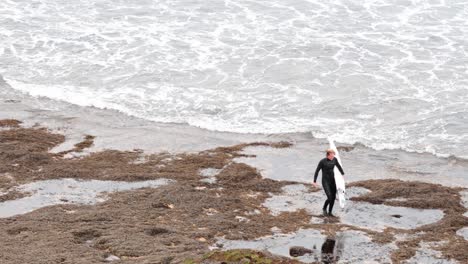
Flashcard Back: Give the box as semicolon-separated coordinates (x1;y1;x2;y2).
214;229;325;263
0;122;306;264
460;190;468;218
350;180;468;263
1;120;467;264
403;242;459;264
233;143;468;188
215;229;397;263
264;184;444;231
340;201;444;231
0;119;22;128
456;227;468;241
199;167;223;184
0;178;172;218
289;246;313;257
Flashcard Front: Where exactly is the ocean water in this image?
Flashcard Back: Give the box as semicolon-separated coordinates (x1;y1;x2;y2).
0;0;467;158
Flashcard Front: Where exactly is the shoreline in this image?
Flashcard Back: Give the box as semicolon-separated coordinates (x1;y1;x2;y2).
1;81;467;188
1;80;468;263
0;118;467;263
2;75;467;161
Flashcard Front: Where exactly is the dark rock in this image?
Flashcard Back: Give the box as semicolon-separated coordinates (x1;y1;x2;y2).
289;246;313;257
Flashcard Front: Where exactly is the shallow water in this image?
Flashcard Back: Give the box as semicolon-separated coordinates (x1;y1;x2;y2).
457;227;468;241
215;229;395;263
340;202;444;232
1;87;467;189
0;178;172;218
234;143;468;188
215;229;324;263
403;242;458;264
460;190;468;218
199;168;222;177
263;184;324;216
199;167;223;184
264;184;444;232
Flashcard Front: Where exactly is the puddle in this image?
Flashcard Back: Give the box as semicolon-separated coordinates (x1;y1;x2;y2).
199;168;222;184
214;229;325;263
403;242;458;264
333;230;396;263
387;197;409;202
263;184;323;216
340;203;444;232
460;190;468;217
345;187;371;199
234;146;313;183
0;178;172;218
456;227;468;241
63;151;90;159
199;168;222;177
214;229;395;263
264;185;444;232
200;178;217;184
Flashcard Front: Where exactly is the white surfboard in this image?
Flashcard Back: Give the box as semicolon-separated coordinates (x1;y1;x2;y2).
329;138;346;208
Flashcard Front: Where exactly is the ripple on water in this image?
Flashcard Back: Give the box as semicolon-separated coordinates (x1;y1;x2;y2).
2;0;468;158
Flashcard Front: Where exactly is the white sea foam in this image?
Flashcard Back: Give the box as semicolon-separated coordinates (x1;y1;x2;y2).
1;0;467;158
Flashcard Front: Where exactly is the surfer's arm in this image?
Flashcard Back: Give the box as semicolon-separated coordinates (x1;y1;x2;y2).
335;158;345;175
313;160;323;182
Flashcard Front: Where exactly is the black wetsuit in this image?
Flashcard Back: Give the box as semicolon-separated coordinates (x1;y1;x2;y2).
314;157;344;214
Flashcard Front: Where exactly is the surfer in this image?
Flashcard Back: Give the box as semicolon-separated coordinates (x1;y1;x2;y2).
313;149;345;217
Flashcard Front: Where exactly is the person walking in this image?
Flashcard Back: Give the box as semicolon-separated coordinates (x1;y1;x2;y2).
313;149;345;217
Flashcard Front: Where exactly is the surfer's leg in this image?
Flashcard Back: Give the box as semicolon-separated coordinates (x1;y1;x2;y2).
328;182;337;214
322;180;333;214
323;199;329;215
328;196;335;214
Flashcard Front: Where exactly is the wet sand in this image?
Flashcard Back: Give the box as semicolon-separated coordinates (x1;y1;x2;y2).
1;87;467;263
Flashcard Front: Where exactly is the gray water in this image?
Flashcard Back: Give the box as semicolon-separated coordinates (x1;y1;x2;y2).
215;229;396;263
234;143;468;188
263;184;444;231
461;190;468;217
0;178;171;218
199;167;222;183
404;242;459;264
1;0;468;158
457;227;468;241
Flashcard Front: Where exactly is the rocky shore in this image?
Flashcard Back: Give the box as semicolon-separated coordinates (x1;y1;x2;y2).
0;119;467;263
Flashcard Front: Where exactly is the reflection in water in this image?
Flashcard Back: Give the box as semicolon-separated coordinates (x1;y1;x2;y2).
264;184;444;232
321;238;336;263
216;229;395;263
321;236;343;264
